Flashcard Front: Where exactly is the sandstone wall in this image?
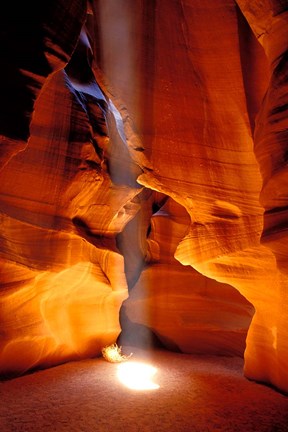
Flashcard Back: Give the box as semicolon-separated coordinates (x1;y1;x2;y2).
1;0;288;394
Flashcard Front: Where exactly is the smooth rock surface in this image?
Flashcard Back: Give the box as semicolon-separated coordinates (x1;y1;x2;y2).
1;0;288;395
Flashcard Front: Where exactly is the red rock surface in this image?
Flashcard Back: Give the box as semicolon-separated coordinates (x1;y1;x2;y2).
1;0;288;395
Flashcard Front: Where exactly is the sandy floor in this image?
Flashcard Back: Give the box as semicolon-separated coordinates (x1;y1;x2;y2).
1;348;288;432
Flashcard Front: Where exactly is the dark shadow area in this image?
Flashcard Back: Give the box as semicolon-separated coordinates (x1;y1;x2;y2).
236;4;270;134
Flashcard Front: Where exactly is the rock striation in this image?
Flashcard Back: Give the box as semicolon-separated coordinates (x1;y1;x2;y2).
0;0;288;394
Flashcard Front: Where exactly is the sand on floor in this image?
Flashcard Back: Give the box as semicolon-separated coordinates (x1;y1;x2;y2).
1;347;288;432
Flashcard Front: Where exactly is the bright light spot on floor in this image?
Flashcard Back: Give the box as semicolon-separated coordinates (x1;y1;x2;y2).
117;361;160;390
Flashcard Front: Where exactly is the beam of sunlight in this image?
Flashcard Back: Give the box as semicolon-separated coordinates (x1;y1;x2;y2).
117;361;160;391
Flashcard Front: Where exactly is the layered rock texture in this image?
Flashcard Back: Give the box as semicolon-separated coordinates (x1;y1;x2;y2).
0;0;288;394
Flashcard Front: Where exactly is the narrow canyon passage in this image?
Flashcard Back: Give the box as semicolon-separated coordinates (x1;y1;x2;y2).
1;4;288;428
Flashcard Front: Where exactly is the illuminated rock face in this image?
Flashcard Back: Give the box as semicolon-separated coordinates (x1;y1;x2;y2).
120;197;254;357
0;0;133;375
0;0;288;394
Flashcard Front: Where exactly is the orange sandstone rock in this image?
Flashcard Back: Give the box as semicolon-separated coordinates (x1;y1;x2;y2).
1;0;288;396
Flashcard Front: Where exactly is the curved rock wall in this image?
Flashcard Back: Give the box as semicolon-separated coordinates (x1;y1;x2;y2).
93;0;288;393
0;1;133;375
0;0;288;394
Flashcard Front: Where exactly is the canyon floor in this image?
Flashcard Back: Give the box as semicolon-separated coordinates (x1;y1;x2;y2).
1;347;288;432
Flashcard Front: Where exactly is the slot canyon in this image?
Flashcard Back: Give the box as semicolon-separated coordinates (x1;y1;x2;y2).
1;1;288;430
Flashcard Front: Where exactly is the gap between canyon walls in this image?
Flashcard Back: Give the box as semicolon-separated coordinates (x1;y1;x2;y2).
116;192;255;358
88;0;254;357
1;0;288;396
92;0;288;394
